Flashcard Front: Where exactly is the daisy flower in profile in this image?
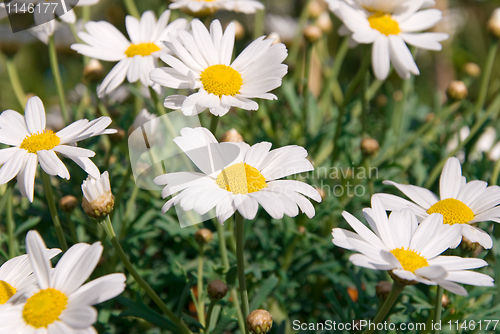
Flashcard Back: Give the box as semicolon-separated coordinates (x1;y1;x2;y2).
377;157;500;249
334;0;448;80
150;19;288;117
169;0;264;16
333;196;493;296
0;96;116;202
81;171;114;219
154;127;321;223
71;10;188;97
0;248;61;305
0;230;126;333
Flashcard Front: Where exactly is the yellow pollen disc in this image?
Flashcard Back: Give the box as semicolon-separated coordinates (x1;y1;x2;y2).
200;64;243;97
390;248;429;273
23;288;68;328
20;130;60;154
0;280;16;304
426;198;475;226
125;42;161;57
368;12;401;36
215;162;267;195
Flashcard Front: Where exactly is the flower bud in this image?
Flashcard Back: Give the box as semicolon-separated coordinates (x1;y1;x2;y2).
376;281;392;301
109;128;126;143
393;90;403;102
83;59;105;82
488;8;500;38
232;20;245;40
59;195;78;212
303;25;322;43
317;12;333;33
207;280;228;300
460;236;478;251
375;94;388;107
360;137;380;157
81;171;114;219
247;309;273;334
195;228;213;245
442;294;450;308
266;32;281;45
220;128;244;143
315;186;327;200
307;0;324;18
447;81;468;101
464;62;481;78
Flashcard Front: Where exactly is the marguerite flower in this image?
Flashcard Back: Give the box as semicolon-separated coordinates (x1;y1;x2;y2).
377;157;500;249
333;0;448;80
71;10;188;97
169;0;264;16
0;96;116;202
154;127;321;223
0;249;61;305
81;171;114;219
333;196;494;296
150;19;288;116
0;230;126;333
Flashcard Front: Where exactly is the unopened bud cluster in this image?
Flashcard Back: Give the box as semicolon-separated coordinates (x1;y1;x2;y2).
207;280;228;300
247;309;273;334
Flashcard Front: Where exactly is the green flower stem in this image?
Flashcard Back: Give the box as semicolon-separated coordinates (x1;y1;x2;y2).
48;36;69;125
111;164;133;221
123;0;140;19
100;215;192;334
0;182;13;220
215;220;246;334
424;94;500;188
197;244;206;327
205;299;217;334
235;212;250;334
64;212;78;244
5;57;27;109
41;172;68;251
432;286;444;334
226;217;237;254
361;281;405;334
475;41;499;115
491;157;500;185
209;114;219;136
6;185;16;258
331;51;371;165
149;87;166;116
252;9;265;39
392;76;414;142
288;0;312;67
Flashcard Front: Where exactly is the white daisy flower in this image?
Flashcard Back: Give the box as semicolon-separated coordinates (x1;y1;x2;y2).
334;0;448;80
0;96;116;202
333;196;494;296
150;19;288;117
81;171;114;219
71;10;188;97
169;0;264;16
0;249;61;305
154;127;321;223
377;157;500;249
0;230;126;334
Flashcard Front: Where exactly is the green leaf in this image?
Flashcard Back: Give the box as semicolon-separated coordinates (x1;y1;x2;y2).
250;275;279;311
116;295;178;332
14;217;41;237
182;313;204;330
177;276;196;318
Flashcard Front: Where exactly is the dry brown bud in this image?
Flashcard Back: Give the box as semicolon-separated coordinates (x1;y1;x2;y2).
247;309;273;334
393;90;403;102
207;280;228;300
59;195;78;212
442;294;450;308
376;281;392;301
447;81;468;101
109;128;126;142
220;128;244;143
195;228;213;245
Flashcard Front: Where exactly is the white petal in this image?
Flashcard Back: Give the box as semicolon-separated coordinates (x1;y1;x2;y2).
26;230;52;289
25;96;46;133
439;157;463;200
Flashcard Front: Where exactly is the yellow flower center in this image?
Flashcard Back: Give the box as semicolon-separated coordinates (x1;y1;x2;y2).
390;248;429;273
200;64;243;97
368;12;400;36
23;288;68;328
0;280;17;304
215;162;267;195
20;130;60;154
426;198;475;226
125;42;161;57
